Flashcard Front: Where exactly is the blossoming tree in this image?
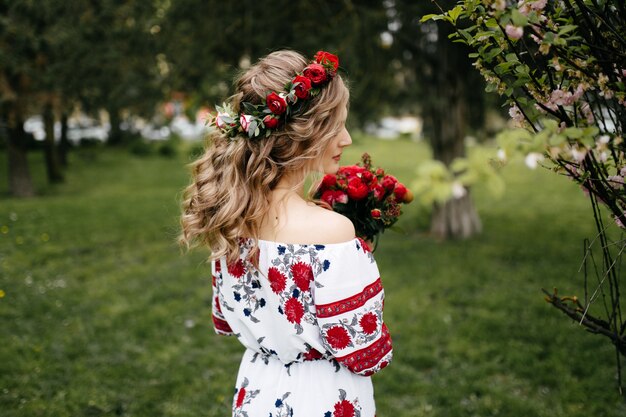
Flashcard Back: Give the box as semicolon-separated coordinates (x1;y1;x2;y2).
424;0;626;392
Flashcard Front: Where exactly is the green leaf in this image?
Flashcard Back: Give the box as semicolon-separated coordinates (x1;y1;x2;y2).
511;9;529;26
419;14;443;23
448;5;464;24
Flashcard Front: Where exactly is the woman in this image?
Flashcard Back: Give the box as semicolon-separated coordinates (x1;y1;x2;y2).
180;50;392;417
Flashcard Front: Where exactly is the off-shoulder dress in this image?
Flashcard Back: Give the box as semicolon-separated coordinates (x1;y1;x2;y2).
211;237;393;417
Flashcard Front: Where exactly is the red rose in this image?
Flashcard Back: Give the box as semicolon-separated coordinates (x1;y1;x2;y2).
284;297;304;324
373;184;386;201
370;209;381;219
333;400;355;417
321;174;337;189
292;75;312;99
382;175;398;191
360;312;378;334
321;190;336;206
227;259;246;278
325;325;351;350
291;262;313;292
315;51;340;72
362;170;373;182
266;92;287;115
334;191;348;204
268;267;287;294
236;387;246;408
393;183;408;203
263;115;280;129
346;177;369;200
375;168;385;176
338;165;365;177
303;63;328;86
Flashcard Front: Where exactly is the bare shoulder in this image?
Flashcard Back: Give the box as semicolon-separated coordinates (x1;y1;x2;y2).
301;204;356;244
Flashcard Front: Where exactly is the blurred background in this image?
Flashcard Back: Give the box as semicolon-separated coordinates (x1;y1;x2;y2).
1;1;625;416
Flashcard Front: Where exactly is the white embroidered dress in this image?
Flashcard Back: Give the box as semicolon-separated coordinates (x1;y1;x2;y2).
211;237;392;417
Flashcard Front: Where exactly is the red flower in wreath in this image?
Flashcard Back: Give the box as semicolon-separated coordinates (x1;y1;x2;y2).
303;63;328;85
315;51;340;72
325;326;351;350
268;267;287;294
293;75;312;99
333;399;355;417
227;259;246;278
291;262;314;292
359;312;378;334
346;177;369;200
236;387;246;408
266;92;287;115
263;115;280;129
284;297;304;324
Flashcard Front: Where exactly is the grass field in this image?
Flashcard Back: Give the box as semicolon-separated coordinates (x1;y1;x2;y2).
1;136;625;417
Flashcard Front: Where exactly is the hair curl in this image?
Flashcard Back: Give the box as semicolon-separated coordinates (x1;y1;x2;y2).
179;50;350;265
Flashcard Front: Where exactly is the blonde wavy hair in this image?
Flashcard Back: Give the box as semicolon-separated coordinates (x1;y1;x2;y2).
179;50;350;265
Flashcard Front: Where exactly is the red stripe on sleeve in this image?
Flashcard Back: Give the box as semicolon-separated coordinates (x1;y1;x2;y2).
335;324;392;374
316;278;382;318
212;314;233;334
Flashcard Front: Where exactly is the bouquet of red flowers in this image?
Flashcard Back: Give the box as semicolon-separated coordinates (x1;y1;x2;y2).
313;153;413;247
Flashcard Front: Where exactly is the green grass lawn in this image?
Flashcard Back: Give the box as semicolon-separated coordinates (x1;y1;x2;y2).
1;136;625;417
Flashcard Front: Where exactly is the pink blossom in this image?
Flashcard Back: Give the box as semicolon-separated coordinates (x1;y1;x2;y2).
614;215;625;229
532;0;547;11
239;114;253;132
525;152;544;169
508;104;525;125
505;24;524;40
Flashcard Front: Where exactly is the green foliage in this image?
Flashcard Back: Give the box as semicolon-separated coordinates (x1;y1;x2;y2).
2;138;626;416
425;0;626;390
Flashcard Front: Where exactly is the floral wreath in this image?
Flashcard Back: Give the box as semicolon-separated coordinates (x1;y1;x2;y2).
210;51;340;140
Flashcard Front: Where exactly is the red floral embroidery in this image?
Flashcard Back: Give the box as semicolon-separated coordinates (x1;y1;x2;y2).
215;260;221;272
291;261;313;292
333;399;355;417
302;347;323;361
284;297;304;324
235;386;246;408
228;259;246;278
356;237;371;253
359;312;378;334
214;296;222;314
326;326;351;350
268;267;287;294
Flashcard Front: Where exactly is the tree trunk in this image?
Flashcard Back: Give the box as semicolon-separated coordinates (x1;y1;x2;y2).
431;193;482;239
59;111;70;167
3;102;35;198
107;106;122;145
425;19;482;239
43;101;64;183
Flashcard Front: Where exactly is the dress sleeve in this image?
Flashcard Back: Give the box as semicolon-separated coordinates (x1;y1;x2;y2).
211;259;234;336
313;238;393;376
